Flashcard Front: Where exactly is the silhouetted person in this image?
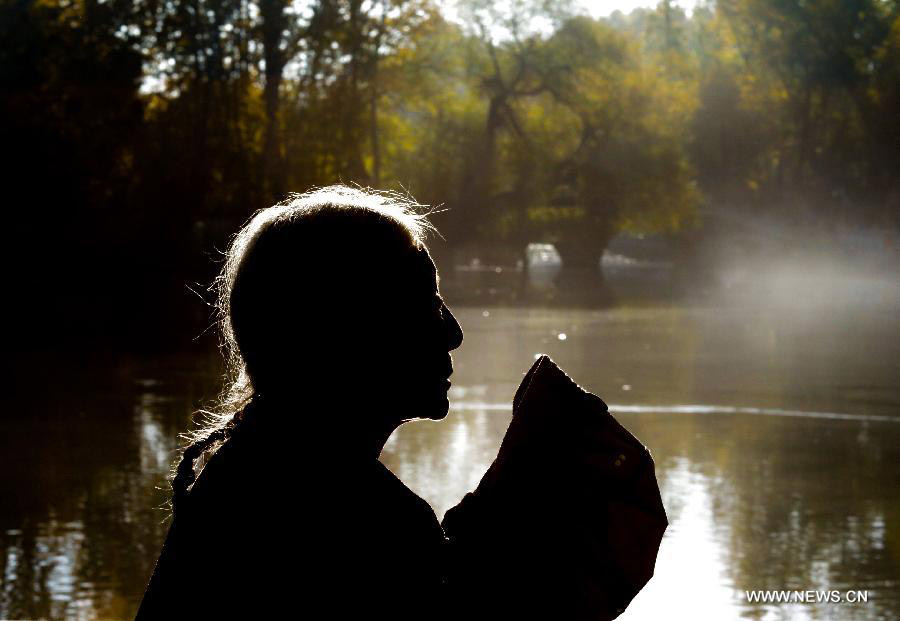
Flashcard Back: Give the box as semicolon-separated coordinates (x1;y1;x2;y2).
136;186;463;619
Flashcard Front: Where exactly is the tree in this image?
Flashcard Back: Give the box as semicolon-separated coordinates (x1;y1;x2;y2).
715;0;899;225
1;0;146;343
528;15;700;300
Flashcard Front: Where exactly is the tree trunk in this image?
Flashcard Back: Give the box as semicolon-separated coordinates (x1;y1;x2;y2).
553;238;614;306
260;0;287;201
370;78;381;186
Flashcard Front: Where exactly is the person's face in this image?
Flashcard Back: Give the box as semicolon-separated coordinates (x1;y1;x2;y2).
376;248;463;422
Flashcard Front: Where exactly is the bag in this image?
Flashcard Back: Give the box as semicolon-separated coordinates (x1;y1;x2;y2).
442;355;667;620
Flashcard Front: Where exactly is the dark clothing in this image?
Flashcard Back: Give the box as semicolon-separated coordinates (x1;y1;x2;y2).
137;356;667;620
135;424;448;620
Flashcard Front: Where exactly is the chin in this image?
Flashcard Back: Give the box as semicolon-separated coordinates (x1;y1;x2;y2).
421;396;450;421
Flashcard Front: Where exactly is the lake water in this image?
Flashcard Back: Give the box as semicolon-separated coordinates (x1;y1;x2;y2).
2;304;899;620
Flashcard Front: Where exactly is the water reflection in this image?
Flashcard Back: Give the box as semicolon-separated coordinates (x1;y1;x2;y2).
1;354;215;620
1;306;898;619
386;407;900;621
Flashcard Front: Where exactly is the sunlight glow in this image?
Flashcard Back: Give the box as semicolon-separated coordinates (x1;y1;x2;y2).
620;459;738;620
579;0;699;18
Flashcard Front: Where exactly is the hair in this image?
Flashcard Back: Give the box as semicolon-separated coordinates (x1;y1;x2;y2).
172;185;435;513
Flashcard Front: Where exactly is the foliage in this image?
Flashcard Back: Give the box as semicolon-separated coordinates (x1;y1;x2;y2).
3;0;900;336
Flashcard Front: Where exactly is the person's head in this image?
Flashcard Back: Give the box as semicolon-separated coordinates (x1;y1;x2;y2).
217;185;463;427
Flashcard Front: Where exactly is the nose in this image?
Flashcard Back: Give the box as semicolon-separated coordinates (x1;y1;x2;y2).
442;304;463;351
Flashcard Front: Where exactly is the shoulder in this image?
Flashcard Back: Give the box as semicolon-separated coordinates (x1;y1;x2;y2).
176;435;263;528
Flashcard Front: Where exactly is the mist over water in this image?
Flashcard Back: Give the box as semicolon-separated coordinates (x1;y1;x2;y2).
710;253;900;313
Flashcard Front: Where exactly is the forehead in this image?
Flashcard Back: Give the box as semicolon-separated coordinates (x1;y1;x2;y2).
363;245;437;305
365;248;438;326
411;246;438;288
